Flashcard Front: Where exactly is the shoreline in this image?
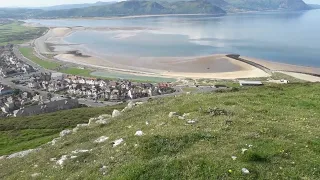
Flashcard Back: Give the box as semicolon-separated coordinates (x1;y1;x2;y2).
32;26;320;81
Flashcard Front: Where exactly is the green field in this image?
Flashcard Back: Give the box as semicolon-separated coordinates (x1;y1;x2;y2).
19;47;61;69
1;83;319;179
0;22;47;46
0;104;125;156
60;67;92;77
19;47;94;76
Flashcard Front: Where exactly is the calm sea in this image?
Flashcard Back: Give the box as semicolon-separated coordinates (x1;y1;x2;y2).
27;9;320;67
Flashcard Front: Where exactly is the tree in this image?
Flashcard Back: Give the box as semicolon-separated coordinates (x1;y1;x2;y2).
13;89;21;96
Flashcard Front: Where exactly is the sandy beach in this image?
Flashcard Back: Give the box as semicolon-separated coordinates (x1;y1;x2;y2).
32;26;320;81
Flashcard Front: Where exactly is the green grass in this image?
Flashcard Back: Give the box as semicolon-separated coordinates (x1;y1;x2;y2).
19;47;61;70
0;104;125;156
238;72;306;83
181;87;198;92
0;22;47;45
60;67;92;77
1;83;320;179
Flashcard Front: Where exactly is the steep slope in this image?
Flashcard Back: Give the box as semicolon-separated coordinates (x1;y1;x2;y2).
1;84;320;179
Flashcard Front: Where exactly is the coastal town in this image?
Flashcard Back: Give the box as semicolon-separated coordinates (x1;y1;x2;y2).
0;44;177;118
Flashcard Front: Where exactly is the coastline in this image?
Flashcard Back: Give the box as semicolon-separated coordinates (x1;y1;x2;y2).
32;25;320;81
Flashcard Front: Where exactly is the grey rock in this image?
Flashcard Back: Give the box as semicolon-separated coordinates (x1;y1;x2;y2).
187;120;197;124
88;117;97;125
127;101;135;109
112;110;121;118
50;137;61;145
96;119;108;125
168;112;178;118
59;129;72;137
242;168;250;174
98;114;112;119
94;136;109;143
7;148;41;159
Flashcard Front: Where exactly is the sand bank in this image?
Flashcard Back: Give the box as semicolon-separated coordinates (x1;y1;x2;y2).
55;53;270;79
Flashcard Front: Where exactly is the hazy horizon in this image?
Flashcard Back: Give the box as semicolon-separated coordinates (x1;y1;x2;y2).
0;0;319;8
0;0;117;8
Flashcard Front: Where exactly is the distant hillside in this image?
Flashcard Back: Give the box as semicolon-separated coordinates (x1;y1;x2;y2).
36;1;227;18
308;4;320;9
225;0;310;11
39;1;117;11
0;0;312;19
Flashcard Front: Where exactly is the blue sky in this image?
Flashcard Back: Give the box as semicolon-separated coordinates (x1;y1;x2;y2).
0;0;319;7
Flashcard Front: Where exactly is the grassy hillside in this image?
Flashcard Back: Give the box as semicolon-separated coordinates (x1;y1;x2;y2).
0;22;46;45
1;83;319;179
0;104;125;156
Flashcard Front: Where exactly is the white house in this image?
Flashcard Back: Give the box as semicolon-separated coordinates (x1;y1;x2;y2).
51;72;64;81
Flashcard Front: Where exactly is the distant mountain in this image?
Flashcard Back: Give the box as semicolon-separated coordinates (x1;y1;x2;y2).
39;1;117;11
36;1;227;18
0;0;312;19
308;4;320;9
224;0;310;11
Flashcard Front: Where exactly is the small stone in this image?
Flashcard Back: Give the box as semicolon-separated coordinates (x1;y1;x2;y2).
70;156;77;159
50;158;57;162
187;120;196;124
98;114;111;120
88;118;97;125
241;148;248;154
73;127;79;133
178;116;185;120
242;168;250;174
183;113;190;117
56;155;68;166
168;112;178;118
231;156;237;160
7;148;41;159
34;164;38;168
96;120;108;125
135;131;144;136
77;124;89;128
113;138;124;147
248;144;253;148
94;136;109;143
146;121;149;125
112;110;121;118
50;138;60;145
72;150;90;154
59;129;72;137
228;169;233;173
121;107;128;112
127;101;134;109
135;102;144;106
31;173;40;177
